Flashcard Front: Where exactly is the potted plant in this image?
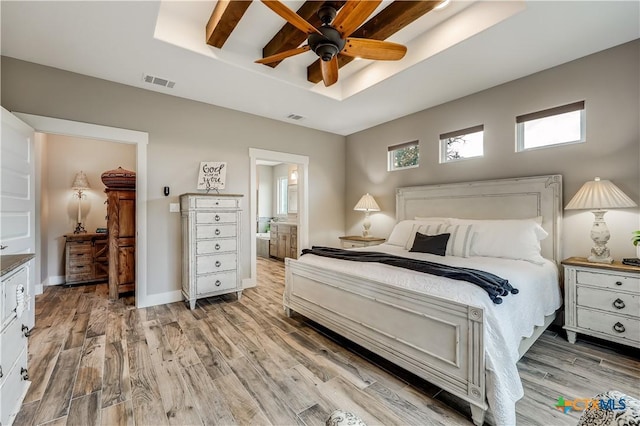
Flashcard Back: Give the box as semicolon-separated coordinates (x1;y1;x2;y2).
633;230;640;258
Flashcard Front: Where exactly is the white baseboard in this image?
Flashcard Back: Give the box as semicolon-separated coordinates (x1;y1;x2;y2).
137;290;182;309
46;276;65;286
242;278;256;289
35;284;44;295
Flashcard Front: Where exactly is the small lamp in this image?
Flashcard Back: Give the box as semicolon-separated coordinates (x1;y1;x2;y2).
72;171;90;234
354;193;380;237
565;177;637;263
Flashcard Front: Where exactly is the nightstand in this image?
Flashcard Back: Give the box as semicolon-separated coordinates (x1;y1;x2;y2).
339;236;385;249
562;257;639;348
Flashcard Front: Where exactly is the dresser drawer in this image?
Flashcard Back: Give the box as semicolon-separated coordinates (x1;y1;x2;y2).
577;308;640;344
577;270;640;294
0;348;29;426
196;239;237;255
2;267;27;327
67;242;92;254
194;198;238;209
196;224;237;239
196;212;238;224
197;254;237;274
196;271;237;294
1;317;28;379
577;286;639;318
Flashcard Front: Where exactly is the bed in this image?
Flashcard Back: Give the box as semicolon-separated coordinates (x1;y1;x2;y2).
284;175;563;425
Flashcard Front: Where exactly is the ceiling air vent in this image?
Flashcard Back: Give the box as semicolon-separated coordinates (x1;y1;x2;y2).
287;113;305;121
142;73;175;89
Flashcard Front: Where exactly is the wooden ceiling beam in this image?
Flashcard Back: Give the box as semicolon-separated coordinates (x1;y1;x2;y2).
206;1;252;48
307;1;441;84
262;1;346;68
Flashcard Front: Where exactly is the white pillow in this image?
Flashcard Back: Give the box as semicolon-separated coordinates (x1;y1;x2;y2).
387;220;447;247
404;223;446;250
450;218;548;264
440;224;474;257
403;223;474;257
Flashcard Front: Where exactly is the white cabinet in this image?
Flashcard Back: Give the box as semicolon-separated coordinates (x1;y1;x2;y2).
563;257;640;348
0;255;34;426
181;194;243;310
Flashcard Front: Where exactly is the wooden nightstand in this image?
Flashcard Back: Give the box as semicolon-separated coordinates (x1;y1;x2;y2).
562;257;639;348
339;236;385;249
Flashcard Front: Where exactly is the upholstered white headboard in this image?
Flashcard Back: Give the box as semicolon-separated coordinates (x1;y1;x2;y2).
396;175;563;263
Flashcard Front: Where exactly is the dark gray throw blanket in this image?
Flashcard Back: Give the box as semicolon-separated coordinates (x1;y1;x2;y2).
301;246;518;304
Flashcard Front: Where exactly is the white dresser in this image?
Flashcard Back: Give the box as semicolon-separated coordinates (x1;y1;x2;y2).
562;257;640;348
1;254;34;425
180;194;243;310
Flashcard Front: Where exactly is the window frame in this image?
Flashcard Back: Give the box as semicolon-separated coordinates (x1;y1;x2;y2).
516;101;586;152
439;124;484;163
387;140;420;171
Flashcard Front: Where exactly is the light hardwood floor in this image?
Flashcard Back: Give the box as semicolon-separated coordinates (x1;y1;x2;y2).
15;257;640;426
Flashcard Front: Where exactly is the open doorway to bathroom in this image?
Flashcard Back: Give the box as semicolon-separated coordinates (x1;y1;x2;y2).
248;149;309;288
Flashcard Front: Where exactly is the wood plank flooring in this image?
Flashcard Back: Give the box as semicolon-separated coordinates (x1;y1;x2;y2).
15;257;640;426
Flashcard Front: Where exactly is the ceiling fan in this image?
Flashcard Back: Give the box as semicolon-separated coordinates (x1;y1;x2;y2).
256;0;408;87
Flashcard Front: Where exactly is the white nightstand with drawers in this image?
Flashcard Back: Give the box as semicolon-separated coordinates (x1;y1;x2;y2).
562;257;639;348
339;236;385;249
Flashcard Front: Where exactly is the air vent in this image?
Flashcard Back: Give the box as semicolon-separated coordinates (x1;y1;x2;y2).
142;73;176;89
287;113;305;121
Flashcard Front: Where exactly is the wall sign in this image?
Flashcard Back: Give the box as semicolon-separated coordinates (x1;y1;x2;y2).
197;161;226;191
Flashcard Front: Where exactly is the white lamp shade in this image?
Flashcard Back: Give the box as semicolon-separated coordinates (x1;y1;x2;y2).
71;171;90;191
565;177;637;210
354;193;380;212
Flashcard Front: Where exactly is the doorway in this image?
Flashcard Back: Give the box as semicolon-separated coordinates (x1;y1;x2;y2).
247;148;309;288
14;112;149;308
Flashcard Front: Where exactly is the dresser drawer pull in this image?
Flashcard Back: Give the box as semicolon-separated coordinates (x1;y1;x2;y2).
215;229;221;236
215;243;221;250
615;281;622;286
215;261;221;267
21;367;29;381
613;298;626;309
215;215;221;222
22;324;31;337
613;322;626;333
215;280;221;287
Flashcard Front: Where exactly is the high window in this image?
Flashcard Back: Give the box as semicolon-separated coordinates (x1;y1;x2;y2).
516;101;585;151
440;125;484;163
388;140;419;171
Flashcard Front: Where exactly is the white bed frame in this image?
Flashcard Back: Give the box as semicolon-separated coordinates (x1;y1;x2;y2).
284;175;562;425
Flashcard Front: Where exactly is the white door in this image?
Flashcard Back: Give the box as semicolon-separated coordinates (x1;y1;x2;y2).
1;107;36;327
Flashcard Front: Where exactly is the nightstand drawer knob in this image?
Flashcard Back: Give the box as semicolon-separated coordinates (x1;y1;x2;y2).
215;215;221;222
613;322;626;333
215;280;221;287
215;243;221;250
613;298;625;309
215;261;221;267
215;229;221;236
615;281;622;286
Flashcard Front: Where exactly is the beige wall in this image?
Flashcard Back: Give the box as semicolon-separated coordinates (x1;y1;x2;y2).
345;40;640;260
1;57;346;297
42;134;135;281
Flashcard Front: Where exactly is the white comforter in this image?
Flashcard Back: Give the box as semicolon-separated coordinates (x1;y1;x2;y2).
296;244;562;425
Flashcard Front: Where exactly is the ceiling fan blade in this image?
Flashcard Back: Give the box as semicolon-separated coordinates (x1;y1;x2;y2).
332;0;381;38
261;1;322;35
320;56;339;87
341;38;407;60
255;45;311;64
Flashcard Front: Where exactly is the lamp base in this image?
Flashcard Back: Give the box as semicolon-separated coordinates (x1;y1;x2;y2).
587;210;612;264
74;223;87;234
587;253;613;264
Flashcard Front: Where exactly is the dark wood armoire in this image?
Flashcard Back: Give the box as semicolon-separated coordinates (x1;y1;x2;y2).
106;188;135;300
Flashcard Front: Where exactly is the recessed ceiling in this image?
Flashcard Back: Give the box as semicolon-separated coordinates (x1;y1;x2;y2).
1;1;638;136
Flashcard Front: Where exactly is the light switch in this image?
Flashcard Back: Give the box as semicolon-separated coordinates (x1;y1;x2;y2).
169;203;180;213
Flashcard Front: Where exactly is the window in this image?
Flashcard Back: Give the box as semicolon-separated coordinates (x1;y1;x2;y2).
439;125;484;163
276;177;288;215
388;140;419;171
516;101;585;151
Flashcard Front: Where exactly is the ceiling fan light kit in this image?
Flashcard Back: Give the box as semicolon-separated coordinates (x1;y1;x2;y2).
256;0;407;87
